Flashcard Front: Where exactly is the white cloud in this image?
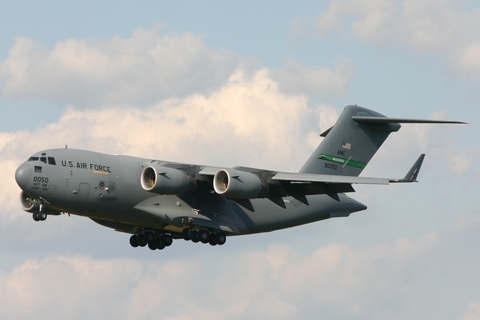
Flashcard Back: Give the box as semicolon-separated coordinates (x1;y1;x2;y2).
0;255;200;320
0;28;242;107
0;232;439;319
0;27;354;108
453;42;480;79
460;302;480;320
51;68;313;168
305;104;339;151
279;232;438;314
292;0;397;44
317;104;339;131
460;301;480;320
292;0;480;80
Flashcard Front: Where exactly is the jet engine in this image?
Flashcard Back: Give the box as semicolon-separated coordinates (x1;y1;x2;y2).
213;169;269;199
141;165;196;195
20;191;39;213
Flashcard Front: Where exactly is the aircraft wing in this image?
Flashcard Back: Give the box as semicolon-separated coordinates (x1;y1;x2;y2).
234;153;425;185
144;153;424;211
271;152;424;184
197;154;425;206
198;167;389;184
271;172;389;185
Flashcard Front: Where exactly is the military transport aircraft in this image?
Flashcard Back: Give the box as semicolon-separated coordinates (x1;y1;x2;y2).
14;105;465;251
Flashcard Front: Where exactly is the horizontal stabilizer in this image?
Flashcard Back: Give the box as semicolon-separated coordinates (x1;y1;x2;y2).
390;154;425;183
352;116;467;125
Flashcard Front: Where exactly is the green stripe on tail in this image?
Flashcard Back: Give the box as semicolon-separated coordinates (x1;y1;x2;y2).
318;154;367;169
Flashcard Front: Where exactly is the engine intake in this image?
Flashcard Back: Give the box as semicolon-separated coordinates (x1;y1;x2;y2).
213;169;269;199
141;165;196;195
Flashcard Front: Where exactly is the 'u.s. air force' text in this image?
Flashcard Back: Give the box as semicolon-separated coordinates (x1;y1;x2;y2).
61;160;111;173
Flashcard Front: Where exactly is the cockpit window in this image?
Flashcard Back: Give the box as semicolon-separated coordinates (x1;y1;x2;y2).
27;155;56;165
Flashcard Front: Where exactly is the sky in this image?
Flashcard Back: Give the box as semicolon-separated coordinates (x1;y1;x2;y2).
0;0;479;319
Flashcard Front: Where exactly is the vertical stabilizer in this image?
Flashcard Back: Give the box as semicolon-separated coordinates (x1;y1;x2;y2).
300;105;401;176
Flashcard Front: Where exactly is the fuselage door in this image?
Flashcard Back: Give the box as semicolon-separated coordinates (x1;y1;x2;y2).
77;183;90;202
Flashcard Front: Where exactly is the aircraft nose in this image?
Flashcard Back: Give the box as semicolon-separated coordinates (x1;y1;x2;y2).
15;163;32;190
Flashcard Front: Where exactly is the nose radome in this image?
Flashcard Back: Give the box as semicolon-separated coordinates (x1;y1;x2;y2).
15;163;32;189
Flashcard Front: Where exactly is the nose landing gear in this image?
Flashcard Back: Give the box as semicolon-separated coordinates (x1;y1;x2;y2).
32;211;47;221
32;205;47;221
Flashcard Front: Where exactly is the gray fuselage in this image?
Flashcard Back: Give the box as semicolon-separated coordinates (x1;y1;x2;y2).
15;148;367;237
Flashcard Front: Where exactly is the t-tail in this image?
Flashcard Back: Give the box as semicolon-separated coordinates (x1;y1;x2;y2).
300;105;466;176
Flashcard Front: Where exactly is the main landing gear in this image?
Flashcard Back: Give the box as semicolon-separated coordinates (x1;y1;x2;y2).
181;228;226;246
129;229;227;250
129;232;173;250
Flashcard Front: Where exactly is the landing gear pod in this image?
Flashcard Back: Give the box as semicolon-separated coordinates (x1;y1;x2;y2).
141;165;196;195
213;169;269;199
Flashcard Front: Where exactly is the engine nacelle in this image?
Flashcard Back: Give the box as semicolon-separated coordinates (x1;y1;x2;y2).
141;165;196;195
20;191;39;213
213;169;269;199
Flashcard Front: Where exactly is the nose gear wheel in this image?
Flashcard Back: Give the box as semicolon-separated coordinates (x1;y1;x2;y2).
32;211;47;221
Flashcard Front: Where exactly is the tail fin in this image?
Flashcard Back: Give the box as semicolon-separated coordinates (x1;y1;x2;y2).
300;105;465;176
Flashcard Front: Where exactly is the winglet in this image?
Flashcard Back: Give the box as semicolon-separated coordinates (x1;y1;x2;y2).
390;154;425;183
